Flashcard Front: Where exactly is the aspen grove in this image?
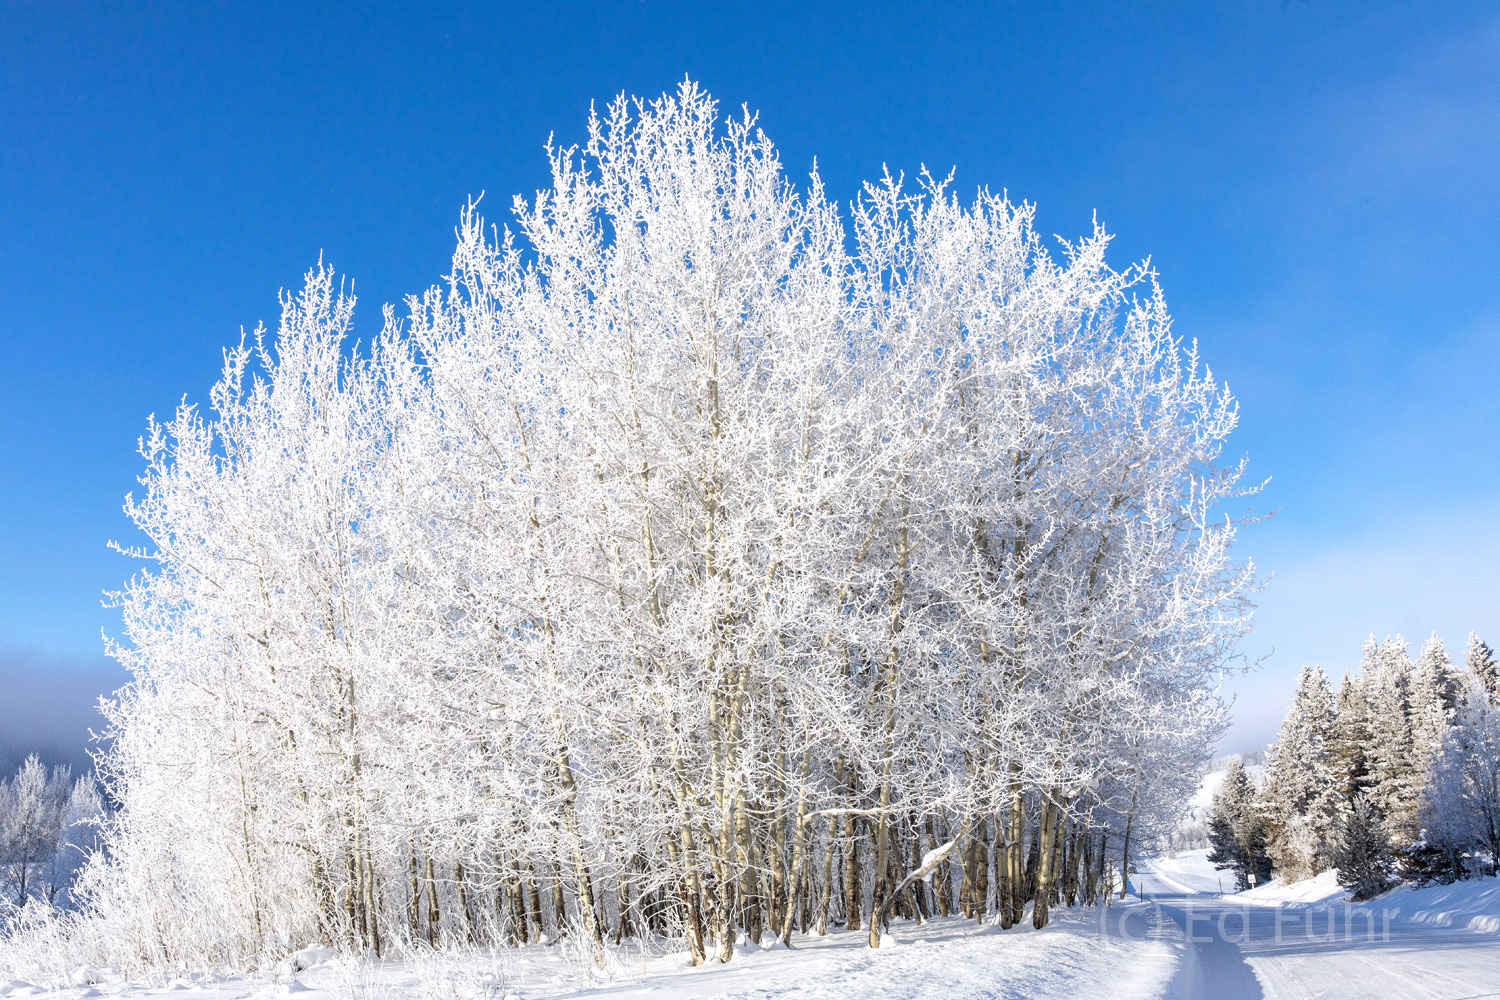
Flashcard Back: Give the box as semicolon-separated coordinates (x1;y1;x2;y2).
41;84;1257;973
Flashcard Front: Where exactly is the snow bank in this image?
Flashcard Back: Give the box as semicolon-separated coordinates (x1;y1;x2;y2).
1236;869;1345;906
1232;870;1500;923
1379;877;1500;934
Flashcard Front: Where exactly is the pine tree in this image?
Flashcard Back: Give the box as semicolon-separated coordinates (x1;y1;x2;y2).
1404;632;1462;873
1206;759;1272;890
1397;836;1462;887
1410;634;1460;773
1262;666;1341;879
1466;633;1498;706
1333;793;1395;901
1420;688;1500;879
1365;636;1421;844
1331;671;1374;809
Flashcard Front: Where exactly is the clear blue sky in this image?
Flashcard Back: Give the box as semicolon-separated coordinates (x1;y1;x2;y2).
2;1;1497;766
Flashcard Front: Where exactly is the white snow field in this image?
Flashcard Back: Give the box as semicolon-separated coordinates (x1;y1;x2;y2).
0;909;1178;1000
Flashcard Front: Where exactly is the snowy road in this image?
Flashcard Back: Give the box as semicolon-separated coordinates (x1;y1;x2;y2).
1134;857;1500;999
1145;893;1500;999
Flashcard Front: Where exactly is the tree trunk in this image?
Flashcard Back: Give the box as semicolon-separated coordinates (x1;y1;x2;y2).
780;750;814;944
815;815;837;935
425;854;441;946
1119;794;1136;901
1032;792;1061;929
843;813;862;931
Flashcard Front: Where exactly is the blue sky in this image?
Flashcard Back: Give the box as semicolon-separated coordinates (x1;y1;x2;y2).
2;1;1497;766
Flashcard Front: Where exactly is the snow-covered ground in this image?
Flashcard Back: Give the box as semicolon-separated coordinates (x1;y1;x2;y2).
1376;876;1500;934
1130;845;1345;904
1234;869;1343;906
0;910;1178;1000
5;849;1495;999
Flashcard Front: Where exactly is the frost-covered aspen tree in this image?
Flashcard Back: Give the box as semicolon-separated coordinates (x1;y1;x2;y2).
43;81;1260;974
98;269;394;959
0;757;72;906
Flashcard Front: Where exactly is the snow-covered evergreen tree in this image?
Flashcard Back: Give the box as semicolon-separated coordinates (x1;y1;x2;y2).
1421;687;1500;877
1415;633;1462;713
1466;632;1498;706
1396;632;1464;881
1262;666;1340;879
1404;632;1464;863
1206;758;1272;890
1260;632;1497;891
1410;633;1460;779
1331;670;1375;810
1333;793;1395;901
1365;637;1422;844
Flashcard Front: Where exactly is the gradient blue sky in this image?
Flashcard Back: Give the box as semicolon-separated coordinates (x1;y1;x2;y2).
2;1;1497;766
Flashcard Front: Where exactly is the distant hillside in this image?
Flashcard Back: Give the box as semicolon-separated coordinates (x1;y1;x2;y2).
1169;751;1267;852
